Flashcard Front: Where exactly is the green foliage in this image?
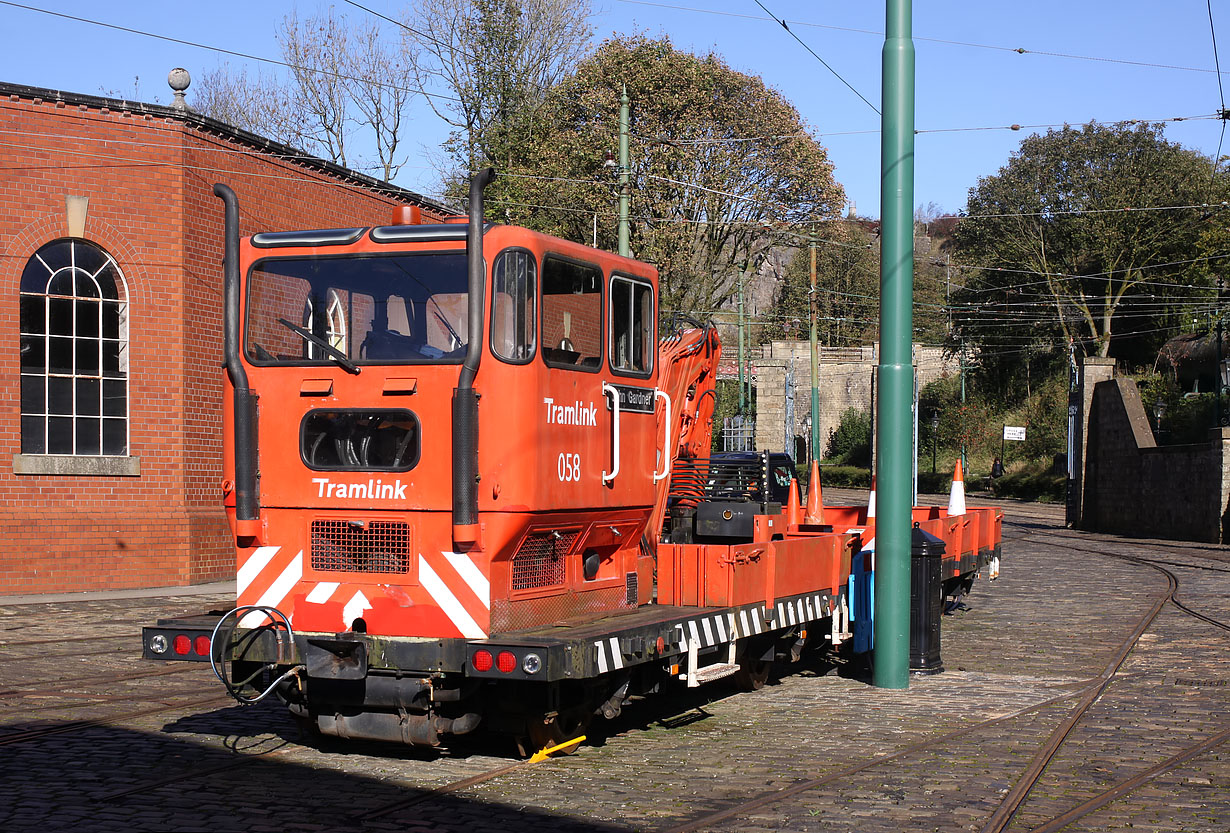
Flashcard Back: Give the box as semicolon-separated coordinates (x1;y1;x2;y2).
1135;374;1221;445
824;407;872;465
1021;371;1069;459
950;122;1224;397
813;464;871;489
991;460;1066;502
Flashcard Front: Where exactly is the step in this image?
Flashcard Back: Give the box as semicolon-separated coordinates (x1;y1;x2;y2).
687;662;740;685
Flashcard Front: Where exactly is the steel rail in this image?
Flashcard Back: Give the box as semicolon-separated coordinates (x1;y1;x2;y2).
978;534;1182;833
1028;724;1230;833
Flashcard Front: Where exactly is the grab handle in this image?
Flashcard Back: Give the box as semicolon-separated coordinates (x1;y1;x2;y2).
602;383;621;484
653;389;672;482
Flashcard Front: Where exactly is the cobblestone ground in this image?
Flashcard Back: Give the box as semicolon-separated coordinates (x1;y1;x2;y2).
0;499;1226;833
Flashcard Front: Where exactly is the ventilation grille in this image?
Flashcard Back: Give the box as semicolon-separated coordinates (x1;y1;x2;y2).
511;530;578;590
311;520;410;574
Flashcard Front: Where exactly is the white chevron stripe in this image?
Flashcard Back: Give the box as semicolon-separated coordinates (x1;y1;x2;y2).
419;556;485;638
739;610;750;638
236;546;279;598
306;582;340;604
342;591;372;628
608;637;623;669
701;618;714;646
239;551;303;628
443;551;490;609
596;641;609;674
715;615;728;643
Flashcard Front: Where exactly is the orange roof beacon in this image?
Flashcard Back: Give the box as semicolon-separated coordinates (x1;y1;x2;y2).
143;171;1003;756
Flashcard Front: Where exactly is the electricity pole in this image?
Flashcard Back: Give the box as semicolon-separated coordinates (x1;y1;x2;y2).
874;0;915;690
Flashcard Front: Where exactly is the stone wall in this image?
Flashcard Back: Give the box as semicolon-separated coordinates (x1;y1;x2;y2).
753;341;957;458
1074;360;1230;544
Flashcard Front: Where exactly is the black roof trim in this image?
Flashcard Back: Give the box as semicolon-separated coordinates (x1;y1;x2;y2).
0;80;456;215
251;228;366;248
369;223;489;243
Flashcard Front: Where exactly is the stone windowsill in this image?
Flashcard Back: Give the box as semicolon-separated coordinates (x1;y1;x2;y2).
12;454;142;476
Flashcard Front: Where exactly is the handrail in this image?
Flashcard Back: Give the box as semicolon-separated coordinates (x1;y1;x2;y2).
653;389;672;482
602;383;621;484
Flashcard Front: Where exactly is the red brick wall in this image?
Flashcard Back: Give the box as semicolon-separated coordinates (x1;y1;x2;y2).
0;91;446;593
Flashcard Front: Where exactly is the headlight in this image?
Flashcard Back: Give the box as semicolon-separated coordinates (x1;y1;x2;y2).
522;653;542;674
149;634;169;655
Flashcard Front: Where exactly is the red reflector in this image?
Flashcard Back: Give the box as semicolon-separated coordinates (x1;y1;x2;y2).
497;651;517;673
194;636;211;656
472;649;493;672
172;635;191;655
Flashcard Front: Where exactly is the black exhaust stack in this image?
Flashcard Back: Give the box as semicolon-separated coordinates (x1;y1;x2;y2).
452;168;496;546
214;183;260;537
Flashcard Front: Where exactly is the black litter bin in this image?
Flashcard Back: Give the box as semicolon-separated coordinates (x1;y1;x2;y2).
909;523;946;674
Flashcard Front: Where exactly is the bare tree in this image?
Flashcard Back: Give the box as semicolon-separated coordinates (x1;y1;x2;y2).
194;9;418;181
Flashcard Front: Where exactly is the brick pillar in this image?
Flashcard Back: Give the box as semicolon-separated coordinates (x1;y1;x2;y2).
1069;356;1115;528
1217;428;1230;543
753;359;788;452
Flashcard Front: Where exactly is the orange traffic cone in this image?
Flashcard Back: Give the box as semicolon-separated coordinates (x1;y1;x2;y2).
948;459;967;515
804;459;824;525
866;475;876;520
786;477;802;528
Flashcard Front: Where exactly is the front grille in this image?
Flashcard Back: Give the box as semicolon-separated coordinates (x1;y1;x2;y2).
311;520;410;573
511;530;578;590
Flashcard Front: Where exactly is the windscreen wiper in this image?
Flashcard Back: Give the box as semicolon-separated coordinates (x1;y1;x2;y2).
277;318;361;374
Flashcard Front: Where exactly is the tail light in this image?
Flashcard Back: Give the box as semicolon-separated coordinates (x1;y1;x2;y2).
173;635;192;655
194;636;212;656
472;649;494;672
496;651;517;673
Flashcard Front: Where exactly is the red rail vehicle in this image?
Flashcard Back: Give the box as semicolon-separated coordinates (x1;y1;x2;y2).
142;171;1003;753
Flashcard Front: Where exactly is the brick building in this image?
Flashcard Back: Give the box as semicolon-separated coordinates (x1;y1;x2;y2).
0;79;450;594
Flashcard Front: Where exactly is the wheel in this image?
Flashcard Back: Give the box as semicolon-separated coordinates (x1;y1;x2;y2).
524;706;592;757
733;657;771;691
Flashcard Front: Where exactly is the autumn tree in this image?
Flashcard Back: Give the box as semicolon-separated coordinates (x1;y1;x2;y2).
499;35;845;316
950;122;1222;381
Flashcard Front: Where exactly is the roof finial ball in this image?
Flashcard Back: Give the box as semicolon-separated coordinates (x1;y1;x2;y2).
168;68;190;110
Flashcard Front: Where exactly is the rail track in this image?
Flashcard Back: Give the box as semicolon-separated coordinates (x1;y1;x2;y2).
1;512;1224;831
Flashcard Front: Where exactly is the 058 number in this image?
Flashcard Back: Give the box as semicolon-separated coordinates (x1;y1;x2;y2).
557;452;581;482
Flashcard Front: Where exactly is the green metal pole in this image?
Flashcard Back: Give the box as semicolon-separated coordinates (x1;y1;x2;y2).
810;237;820;461
618;86;630;258
874;0;915;690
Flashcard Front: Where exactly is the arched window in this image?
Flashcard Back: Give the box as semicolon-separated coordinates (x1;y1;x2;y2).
19;239;129;456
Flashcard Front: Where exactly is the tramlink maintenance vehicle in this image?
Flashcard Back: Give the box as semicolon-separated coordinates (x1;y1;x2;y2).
142;170;1002;753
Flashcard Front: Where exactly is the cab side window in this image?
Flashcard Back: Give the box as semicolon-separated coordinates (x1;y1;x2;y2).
610;275;654;375
491;249;536;362
541;257;601;370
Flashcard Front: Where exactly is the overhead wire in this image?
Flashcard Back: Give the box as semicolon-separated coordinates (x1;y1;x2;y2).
750;0;879;116
0;0;462;105
616;0;1230;77
1208;0;1227;183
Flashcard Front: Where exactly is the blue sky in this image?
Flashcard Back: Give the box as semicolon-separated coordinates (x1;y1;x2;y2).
1;1;1226;218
